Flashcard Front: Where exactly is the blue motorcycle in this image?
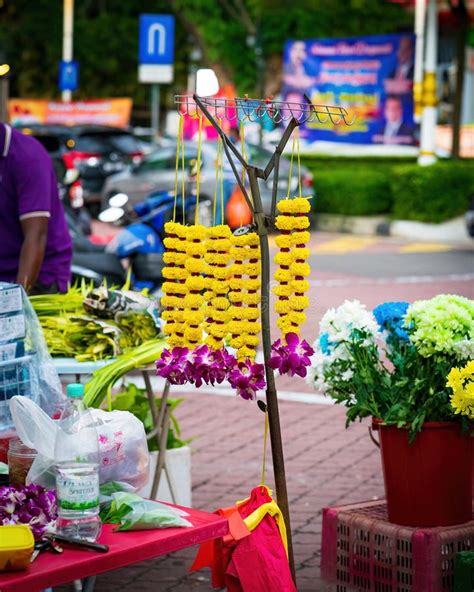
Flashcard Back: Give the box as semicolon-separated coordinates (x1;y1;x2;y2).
71;191;212;292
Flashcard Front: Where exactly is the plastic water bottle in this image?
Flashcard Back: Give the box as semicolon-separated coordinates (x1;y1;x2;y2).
54;383;101;541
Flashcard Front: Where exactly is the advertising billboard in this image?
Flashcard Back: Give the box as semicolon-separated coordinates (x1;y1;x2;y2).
282;33;416;145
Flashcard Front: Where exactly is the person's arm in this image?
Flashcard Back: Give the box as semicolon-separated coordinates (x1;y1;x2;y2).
16;216;49;292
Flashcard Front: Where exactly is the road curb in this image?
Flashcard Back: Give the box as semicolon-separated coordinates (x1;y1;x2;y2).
314;213;471;244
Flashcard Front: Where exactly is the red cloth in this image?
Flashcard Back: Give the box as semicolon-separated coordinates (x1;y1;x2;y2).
191;486;296;592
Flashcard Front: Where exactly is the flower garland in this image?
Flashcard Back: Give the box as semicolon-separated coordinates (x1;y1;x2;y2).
161;221;189;348
268;197;313;376
156;344;266;400
447;360;474;419
183;224;207;347
273;197;311;337
229;232;261;361
203;225;232;350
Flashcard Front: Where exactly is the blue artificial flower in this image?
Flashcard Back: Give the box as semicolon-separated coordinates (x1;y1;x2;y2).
319;332;332;354
373;302;410;341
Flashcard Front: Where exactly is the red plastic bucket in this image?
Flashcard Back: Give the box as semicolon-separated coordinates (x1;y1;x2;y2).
378;422;472;527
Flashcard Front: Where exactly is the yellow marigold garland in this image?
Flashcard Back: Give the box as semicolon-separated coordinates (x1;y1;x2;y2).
183;224;207;348
273;197;311;337
229;232;261;361
162;221;189;347
203;225;232;350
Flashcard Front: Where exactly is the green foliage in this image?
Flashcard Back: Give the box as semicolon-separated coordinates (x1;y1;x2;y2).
0;0;411;100
390;161;474;223
302;157;474;222
110;383;189;451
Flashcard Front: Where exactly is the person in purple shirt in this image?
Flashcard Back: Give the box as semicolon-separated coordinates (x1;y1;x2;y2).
0;123;72;294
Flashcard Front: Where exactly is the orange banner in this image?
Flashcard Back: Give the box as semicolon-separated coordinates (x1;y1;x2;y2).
8;98;132;128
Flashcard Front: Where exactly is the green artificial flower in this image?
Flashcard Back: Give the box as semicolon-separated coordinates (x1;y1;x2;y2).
405;294;474;359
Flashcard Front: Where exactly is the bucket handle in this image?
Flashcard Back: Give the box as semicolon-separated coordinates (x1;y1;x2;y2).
368;426;380;448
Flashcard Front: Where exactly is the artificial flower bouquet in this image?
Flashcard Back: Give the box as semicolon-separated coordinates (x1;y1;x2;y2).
309;295;474;438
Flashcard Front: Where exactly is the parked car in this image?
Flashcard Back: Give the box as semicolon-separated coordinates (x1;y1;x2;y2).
101;141;314;216
18;124;147;213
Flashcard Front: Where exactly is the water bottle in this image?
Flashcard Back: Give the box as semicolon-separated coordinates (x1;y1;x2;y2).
54;383;101;541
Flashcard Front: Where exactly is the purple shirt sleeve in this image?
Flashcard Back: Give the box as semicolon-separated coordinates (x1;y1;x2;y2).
13;145;54;218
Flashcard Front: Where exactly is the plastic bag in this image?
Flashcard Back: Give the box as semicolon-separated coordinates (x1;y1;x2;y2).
0;282;64;430
9;396;149;490
100;491;192;531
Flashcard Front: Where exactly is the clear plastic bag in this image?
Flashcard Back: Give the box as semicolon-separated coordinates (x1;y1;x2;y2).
9;396;150;491
0;282;64;430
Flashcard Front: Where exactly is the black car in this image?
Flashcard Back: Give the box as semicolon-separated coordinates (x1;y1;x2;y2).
18;125;146;213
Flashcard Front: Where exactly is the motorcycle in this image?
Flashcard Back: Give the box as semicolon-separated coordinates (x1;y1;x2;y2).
61;168;92;236
70;190;212;291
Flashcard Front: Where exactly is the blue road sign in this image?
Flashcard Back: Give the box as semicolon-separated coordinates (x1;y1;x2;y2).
139;14;174;66
58;60;79;92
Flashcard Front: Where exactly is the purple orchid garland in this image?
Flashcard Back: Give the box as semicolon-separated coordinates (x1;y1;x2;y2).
0;484;57;540
156;345;266;401
268;332;314;378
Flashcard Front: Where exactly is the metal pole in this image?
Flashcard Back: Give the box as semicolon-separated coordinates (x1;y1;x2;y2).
451;4;468;159
0;77;9;122
413;0;426;124
151;84;160;140
247;166;295;579
418;0;438;166
62;0;74;103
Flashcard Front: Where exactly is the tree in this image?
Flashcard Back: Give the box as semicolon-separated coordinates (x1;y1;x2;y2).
0;0;411;105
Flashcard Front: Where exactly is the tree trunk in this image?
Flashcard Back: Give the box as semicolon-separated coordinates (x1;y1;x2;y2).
170;1;234;89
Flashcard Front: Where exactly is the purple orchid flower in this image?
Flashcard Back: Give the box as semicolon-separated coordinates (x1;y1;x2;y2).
155;347;190;385
269;332;314;378
228;359;266;401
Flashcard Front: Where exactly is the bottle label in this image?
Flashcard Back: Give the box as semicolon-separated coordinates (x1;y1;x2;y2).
57;472;99;511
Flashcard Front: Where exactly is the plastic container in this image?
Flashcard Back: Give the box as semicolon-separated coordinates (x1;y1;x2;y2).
378;422;472;527
0;524;34;571
321;500;474;592
7;438;36;487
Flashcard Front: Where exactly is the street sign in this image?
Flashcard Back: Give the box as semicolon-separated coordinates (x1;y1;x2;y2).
58;60;79;92
138;14;174;84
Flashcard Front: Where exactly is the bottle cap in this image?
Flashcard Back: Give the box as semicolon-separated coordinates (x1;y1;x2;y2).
66;383;84;398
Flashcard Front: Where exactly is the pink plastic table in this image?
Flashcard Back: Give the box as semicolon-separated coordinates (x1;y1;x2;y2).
0;506;228;592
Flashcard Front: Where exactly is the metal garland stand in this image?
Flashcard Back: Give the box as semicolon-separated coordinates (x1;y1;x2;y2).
175;93;351;578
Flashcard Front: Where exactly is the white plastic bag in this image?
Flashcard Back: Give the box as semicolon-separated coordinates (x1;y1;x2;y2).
10;396;149;490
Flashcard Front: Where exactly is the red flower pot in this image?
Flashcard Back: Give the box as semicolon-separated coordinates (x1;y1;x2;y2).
378;421;472;527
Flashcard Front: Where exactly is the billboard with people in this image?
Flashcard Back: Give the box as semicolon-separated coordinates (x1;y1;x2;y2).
282;33;416;145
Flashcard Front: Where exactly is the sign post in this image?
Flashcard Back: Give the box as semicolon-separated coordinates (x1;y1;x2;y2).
61;0;75;102
138;14;175;138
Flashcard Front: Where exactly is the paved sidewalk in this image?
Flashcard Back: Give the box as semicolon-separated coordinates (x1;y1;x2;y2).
84;393;383;592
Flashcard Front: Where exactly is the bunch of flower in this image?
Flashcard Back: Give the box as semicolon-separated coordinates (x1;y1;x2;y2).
229;232;261;361
447;360;474;419
373;301;410;346
203;225;232;350
273;198;311;336
309;300;381;395
405;294;474;360
161;222;189;348
269;332;314;378
310;296;474;439
183;224;207;347
156;344;266;400
0;484;57;540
